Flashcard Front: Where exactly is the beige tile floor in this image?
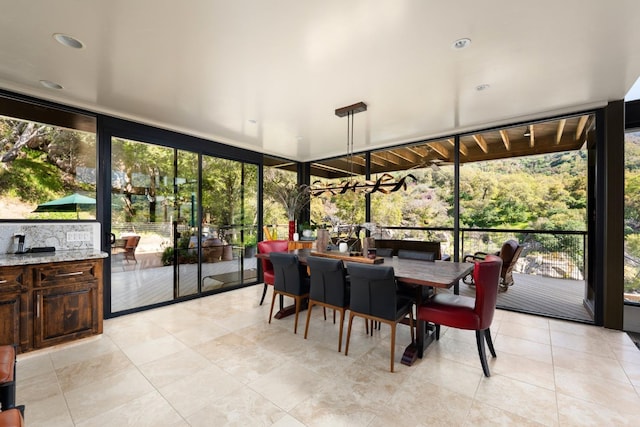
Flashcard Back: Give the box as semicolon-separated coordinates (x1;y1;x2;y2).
15;285;640;426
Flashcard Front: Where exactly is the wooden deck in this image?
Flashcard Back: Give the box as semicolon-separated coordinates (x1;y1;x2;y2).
444;272;593;323
110;257;257;313
112;256;592;323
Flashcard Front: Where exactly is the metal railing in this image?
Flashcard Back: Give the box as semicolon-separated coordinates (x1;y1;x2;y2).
378;226;586;280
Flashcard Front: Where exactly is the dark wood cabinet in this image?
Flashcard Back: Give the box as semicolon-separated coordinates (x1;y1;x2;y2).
0;266;29;351
0;258;103;353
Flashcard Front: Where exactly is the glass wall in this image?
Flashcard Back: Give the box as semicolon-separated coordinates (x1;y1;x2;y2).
624;129;640;304
310;154;366;250
370;140;455;252
110;137;258;314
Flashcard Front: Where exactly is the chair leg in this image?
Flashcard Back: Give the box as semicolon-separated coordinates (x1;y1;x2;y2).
435;324;441;340
476;330;491;377
268;291;277;324
304;301;314;340
484;328;496;358
259;283;268;305
345;313;355;356
337;308;345;353
293;296;301;334
323;307;327;321
390;323;396;373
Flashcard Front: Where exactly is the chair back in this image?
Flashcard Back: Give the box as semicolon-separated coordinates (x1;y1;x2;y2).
347;263;397;321
397;249;435;261
473;254;503;329
375;248;394;258
270;252;308;295
307;256;348;307
499;239;523;281
257;240;289;283
125;235;140;250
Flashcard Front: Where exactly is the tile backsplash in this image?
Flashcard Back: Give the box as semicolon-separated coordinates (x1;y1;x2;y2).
0;221;101;254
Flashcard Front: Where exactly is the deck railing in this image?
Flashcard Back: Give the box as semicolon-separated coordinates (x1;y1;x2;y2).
378;226;587;280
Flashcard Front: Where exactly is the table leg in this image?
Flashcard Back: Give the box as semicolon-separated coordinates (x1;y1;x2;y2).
401;285;437;366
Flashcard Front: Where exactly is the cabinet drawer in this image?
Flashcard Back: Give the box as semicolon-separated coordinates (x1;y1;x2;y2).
0;266;28;293
33;260;99;287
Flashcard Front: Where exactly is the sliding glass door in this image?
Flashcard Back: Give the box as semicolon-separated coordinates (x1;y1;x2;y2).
109;136;258;314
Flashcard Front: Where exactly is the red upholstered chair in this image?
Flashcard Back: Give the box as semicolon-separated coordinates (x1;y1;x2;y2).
417;255;503;377
0;408;24;427
257;240;290;305
0;345;16;410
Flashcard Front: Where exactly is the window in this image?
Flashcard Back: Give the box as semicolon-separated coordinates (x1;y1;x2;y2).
0;97;96;220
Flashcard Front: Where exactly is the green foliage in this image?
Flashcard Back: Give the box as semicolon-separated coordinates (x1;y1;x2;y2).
0;153;66;202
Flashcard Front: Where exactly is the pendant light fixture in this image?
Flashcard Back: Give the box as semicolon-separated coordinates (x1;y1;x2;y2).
310;102;416;196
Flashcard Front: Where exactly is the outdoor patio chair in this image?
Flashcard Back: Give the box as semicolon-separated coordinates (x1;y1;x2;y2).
123;235;141;263
463;239;523;292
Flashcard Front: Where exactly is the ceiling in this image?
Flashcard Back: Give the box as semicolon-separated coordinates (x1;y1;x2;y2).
0;1;638;164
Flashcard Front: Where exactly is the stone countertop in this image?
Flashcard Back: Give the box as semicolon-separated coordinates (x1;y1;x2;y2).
0;250;108;267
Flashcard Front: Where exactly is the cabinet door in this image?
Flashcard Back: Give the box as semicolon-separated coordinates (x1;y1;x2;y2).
33;281;99;349
0;266;29;351
0;291;29;351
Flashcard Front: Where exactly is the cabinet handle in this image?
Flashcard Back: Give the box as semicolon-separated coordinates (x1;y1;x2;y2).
55;271;84;277
36;294;40;318
0;279;7;284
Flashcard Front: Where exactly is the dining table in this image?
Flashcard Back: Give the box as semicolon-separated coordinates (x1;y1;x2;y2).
256;248;474;366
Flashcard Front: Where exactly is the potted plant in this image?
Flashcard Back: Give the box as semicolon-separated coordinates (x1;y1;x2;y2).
269;180;310;240
243;234;257;258
299;221;316;239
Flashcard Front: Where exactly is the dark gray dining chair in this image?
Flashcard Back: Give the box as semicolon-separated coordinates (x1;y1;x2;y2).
344;263;414;372
304;256;349;352
268;252;310;334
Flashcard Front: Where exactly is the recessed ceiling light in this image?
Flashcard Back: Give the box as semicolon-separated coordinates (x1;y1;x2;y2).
53;33;84;49
475;84;490;91
39;80;63;90
452;38;471;50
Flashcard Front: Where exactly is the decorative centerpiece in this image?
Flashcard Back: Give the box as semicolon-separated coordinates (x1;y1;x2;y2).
269;181;310;240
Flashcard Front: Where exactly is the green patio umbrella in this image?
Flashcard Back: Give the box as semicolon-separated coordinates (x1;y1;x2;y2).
33;193;96;219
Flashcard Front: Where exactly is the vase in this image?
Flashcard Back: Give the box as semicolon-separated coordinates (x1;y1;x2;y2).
288;220;296;241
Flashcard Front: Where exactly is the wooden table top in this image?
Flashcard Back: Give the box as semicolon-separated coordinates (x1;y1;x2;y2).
257;249;473;289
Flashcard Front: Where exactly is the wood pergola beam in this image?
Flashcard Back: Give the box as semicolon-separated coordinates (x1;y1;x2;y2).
528;125;535;148
556;119;566;144
576;115;589;140
446;138;468;156
499;130;510;151
472;134;489;154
